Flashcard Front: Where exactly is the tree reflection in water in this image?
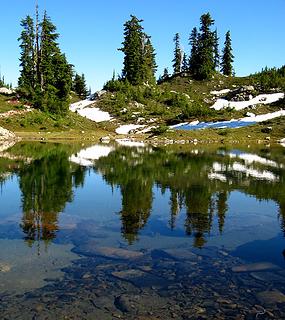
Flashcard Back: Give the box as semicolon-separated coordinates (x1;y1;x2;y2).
96;145;285;247
17;145;85;251
1;142;284;249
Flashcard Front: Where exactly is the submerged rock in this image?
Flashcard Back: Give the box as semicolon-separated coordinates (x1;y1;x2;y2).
114;295;132;313
112;269;146;280
0;262;11;272
162;249;198;261
250;272;285;283
75;241;143;260
256;290;285;305
232;262;280;273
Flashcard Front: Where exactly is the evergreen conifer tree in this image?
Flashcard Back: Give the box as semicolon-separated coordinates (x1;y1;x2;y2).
196;13;215;80
163;68;170;79
73;73;88;98
18;15;35;98
213;29;220;70
39;11;59;92
221;31;234;76
189;27;199;76
172;33;182;75
119;15;145;85
158;68;170;83
142;35;157;84
181;53;188;73
18;9;72;114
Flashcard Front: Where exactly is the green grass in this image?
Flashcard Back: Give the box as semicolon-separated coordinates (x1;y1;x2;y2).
0;109;111;141
0;94;22;113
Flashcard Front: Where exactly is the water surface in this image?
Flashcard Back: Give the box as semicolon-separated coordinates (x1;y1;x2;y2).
0;141;285;319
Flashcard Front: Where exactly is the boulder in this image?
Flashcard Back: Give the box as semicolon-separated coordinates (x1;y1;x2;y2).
0;87;13;95
75;240;143;260
94;90;107;99
100;136;111;143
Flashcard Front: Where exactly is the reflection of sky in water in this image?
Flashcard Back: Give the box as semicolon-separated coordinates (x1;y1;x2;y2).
0;175;21;218
140;190;280;248
64;171;121;222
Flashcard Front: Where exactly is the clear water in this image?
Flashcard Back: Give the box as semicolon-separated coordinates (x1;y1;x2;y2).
0;141;285;319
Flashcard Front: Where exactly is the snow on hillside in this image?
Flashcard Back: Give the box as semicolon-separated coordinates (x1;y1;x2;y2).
115;124;145;134
70;100;112;122
210;89;231;95
211;93;284;111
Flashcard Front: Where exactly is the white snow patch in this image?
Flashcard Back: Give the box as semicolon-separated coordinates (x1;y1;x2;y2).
70;100;94;112
210;89;231;95
69;145;113;167
244;109;285;123
115;124;145;135
211;93;284;111
77;107;111;122
70;100;112;122
115;139;145;147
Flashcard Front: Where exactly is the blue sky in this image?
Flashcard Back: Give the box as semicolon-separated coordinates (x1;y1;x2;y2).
0;0;284;91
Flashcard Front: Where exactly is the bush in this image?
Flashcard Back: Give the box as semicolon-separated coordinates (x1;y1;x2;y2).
150;125;168;135
182;103;212;118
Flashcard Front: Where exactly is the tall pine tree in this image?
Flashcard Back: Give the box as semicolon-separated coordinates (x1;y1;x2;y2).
182;53;188;73
18;9;73;114
172;33;183;75
196;13;215;80
39;11;59;92
189;27;199;76
18;16;35;98
213;29;220;70
73;73;88;98
221;31;234;76
119;15;156;85
141;35;157;84
119;15;145;85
